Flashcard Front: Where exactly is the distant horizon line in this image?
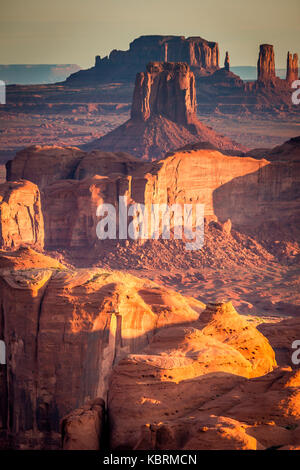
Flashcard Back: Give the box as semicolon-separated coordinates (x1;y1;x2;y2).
0;64;288;69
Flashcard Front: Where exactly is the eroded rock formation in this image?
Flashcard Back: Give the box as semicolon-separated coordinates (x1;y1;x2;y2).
61;398;105;450
108;366;300;450
257;44;276;83
0;259;202;448
87;61;244;159
286;52;299;84
0;180;44;249
108;302;298;450
6;145;84;189
131;62;197;125
4;141;300;250
66;35;219;84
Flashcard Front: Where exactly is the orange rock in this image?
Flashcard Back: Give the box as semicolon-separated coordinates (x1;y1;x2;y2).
0;180;44;249
6;145;84;189
108;302;277;450
61;398;105;450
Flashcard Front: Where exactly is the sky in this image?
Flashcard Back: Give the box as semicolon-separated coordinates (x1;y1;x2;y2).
0;0;299;68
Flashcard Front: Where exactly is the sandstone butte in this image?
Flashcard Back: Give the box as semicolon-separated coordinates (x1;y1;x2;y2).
63;36;299;116
85;61;245;159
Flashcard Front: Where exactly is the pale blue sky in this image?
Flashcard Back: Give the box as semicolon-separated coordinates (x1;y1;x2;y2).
0;0;299;67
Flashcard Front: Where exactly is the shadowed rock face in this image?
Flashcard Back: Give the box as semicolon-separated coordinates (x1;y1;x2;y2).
66;35;219;84
0;180;44;250
286;52;299;84
224;52;230;72
257;44;276;83
4;141;300;250
0;259;202;448
131;62;197;125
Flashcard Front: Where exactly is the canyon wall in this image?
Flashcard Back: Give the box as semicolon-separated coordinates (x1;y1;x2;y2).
4;143;300;249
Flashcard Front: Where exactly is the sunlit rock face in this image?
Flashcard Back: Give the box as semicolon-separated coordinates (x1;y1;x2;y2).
86;59;244;159
0;180;44;250
0;256;201;448
108;301;281;450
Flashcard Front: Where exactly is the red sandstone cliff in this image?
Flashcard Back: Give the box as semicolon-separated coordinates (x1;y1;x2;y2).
0;180;44;250
0;259;202;448
4;141;300;251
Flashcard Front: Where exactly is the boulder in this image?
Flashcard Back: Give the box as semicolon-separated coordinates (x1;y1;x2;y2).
61;398;105;450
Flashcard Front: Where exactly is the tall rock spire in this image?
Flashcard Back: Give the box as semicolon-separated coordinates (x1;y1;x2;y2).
224;51;230;72
257;44;276;83
286;52;298;83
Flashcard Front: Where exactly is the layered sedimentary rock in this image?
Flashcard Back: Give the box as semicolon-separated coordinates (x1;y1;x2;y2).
257;44;276;84
131;62;197;125
43;175;130;249
224;52;230;72
88;62;244;159
196;43;298;112
61;398;105;450
286;52;299;83
0;246;65;269
38;149;267;249
66;35;219;84
107;302;285;450
6;146;141;189
109;366;300;450
6;146;84;189
0;260;202;448
0;180;44;249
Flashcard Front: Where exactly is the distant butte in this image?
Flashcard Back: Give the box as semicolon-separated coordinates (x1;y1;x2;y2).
66;35;219;84
86;61;244;159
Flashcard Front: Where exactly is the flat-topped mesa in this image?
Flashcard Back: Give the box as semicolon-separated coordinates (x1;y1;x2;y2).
131;61;197;125
257;44;276;83
66;35;219;84
286;52;299;83
224;52;230;72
